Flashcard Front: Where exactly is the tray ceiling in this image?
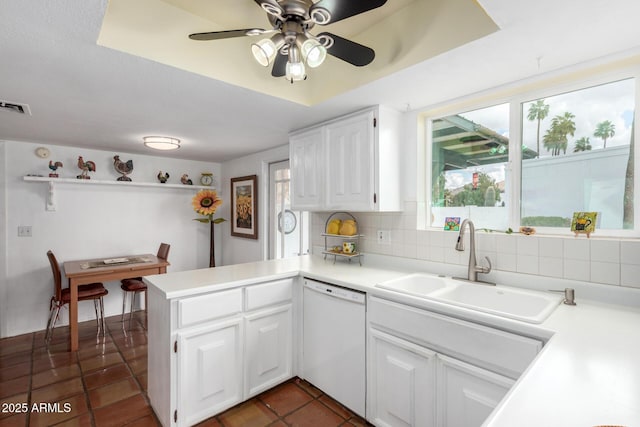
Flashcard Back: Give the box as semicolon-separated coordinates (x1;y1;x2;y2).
97;0;499;105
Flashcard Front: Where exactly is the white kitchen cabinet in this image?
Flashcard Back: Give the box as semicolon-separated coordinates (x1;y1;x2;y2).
325;110;375;210
178;318;243;427
368;296;541;427
147;277;295;427
244;304;293;398
437;354;514;427
289;105;402;211
369;328;436;427
290;127;324;210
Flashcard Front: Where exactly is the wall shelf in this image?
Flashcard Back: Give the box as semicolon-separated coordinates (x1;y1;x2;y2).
23;176;216;211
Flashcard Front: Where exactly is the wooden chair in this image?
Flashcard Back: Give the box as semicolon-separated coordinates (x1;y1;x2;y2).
120;243;170;331
45;250;109;344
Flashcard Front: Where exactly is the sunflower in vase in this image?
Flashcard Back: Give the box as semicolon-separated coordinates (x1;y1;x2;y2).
192;189;226;267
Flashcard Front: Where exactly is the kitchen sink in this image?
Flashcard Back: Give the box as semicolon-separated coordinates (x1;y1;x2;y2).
436;281;563;323
376;273;449;297
376;274;563;324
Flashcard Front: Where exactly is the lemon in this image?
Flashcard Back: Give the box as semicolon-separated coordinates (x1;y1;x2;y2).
326;219;341;234
339;220;357;236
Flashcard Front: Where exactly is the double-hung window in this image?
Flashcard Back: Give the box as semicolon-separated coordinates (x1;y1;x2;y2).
426;72;638;236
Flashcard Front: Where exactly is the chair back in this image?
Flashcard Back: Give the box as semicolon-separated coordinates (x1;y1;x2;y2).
46;250;63;302
157;243;170;261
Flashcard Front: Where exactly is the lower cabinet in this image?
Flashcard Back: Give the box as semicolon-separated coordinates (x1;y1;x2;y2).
148;278;294;427
178;318;243;427
437;354;514;427
369;328;515;427
368;296;541;427
244;304;293;398
369;329;437;427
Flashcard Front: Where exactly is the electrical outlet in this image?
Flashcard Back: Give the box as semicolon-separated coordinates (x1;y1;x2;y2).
18;225;32;237
377;229;391;245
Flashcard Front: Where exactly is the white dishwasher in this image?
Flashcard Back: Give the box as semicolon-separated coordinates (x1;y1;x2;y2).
303;278;366;416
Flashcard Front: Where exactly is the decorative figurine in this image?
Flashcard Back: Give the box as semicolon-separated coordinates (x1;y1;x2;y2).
181;174;193;185
157;171;170;184
77;156;96;179
113;155;134;181
48;160;63;178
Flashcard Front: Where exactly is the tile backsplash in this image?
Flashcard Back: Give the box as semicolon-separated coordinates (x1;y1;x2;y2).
312;201;640;289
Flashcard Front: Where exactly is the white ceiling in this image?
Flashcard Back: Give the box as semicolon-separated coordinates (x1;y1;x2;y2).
2;0;640;163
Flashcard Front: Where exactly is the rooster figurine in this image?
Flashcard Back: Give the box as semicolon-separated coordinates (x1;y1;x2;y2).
180;174;193;185
77;156;96;179
48;160;63;178
157;171;170;184
113;155;134;181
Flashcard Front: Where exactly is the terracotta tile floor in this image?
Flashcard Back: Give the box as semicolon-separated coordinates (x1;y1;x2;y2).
0;312;370;427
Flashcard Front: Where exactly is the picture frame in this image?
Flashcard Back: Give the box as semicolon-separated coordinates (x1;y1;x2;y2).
570;211;598;238
231;175;258;239
444;216;461;231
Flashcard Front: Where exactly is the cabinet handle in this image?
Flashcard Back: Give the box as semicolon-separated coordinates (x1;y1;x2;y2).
174;341;178;353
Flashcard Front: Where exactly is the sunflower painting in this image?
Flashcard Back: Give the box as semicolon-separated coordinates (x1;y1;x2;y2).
192;189;225;267
231;175;258;239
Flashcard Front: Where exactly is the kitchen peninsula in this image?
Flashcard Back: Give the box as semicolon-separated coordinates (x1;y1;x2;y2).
144;255;640;427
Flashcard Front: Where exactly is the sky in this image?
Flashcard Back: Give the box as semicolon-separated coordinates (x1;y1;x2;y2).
440;78;635;190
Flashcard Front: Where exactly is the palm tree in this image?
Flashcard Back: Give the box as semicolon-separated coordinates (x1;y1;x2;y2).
623;120;634;229
527;100;550;157
543;112;576;156
543;128;563;156
573;137;592;152
594;120;616;148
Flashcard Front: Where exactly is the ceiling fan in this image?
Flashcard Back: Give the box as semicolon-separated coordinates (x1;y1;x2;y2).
188;0;387;83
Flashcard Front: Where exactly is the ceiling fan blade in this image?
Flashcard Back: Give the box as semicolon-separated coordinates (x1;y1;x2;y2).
271;51;288;77
310;0;387;25
318;32;375;66
189;29;266;41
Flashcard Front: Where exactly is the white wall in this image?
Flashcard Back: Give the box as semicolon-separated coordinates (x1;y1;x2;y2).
0;142;8;337
220;144;289;265
0;140;221;338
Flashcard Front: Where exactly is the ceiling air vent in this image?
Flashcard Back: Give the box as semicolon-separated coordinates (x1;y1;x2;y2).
0;100;32;116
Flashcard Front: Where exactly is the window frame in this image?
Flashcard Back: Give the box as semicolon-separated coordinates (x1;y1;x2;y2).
422;65;640;237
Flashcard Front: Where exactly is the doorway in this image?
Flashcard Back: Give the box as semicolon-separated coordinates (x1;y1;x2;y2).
268;160;309;259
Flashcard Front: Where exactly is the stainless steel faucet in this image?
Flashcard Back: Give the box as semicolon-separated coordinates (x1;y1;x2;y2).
455;219;493;283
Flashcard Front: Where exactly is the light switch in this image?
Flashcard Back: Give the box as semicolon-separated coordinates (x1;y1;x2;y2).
18;226;32;237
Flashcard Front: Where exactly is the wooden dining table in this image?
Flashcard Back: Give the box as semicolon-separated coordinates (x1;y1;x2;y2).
63;254;170;351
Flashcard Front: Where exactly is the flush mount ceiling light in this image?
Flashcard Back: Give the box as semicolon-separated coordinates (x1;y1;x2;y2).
188;0;386;83
143;136;180;151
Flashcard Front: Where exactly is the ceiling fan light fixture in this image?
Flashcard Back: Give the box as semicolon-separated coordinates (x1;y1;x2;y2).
285;43;306;82
143;136;180;151
251;38;277;66
301;38;327;68
286;61;306;82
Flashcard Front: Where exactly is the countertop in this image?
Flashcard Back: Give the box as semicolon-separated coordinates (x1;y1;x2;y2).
144;255;640;427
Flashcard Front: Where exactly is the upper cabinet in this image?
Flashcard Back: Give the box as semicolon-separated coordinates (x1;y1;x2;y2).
290;126;325;210
290;106;402;212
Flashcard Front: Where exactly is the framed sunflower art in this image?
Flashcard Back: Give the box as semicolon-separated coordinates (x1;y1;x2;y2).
231;175;258;239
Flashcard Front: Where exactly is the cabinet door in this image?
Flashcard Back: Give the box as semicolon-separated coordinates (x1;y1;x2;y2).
325;111;375;210
368;328;437;427
178;317;243;427
245;304;293;397
437;354;514;427
290;127;324;210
